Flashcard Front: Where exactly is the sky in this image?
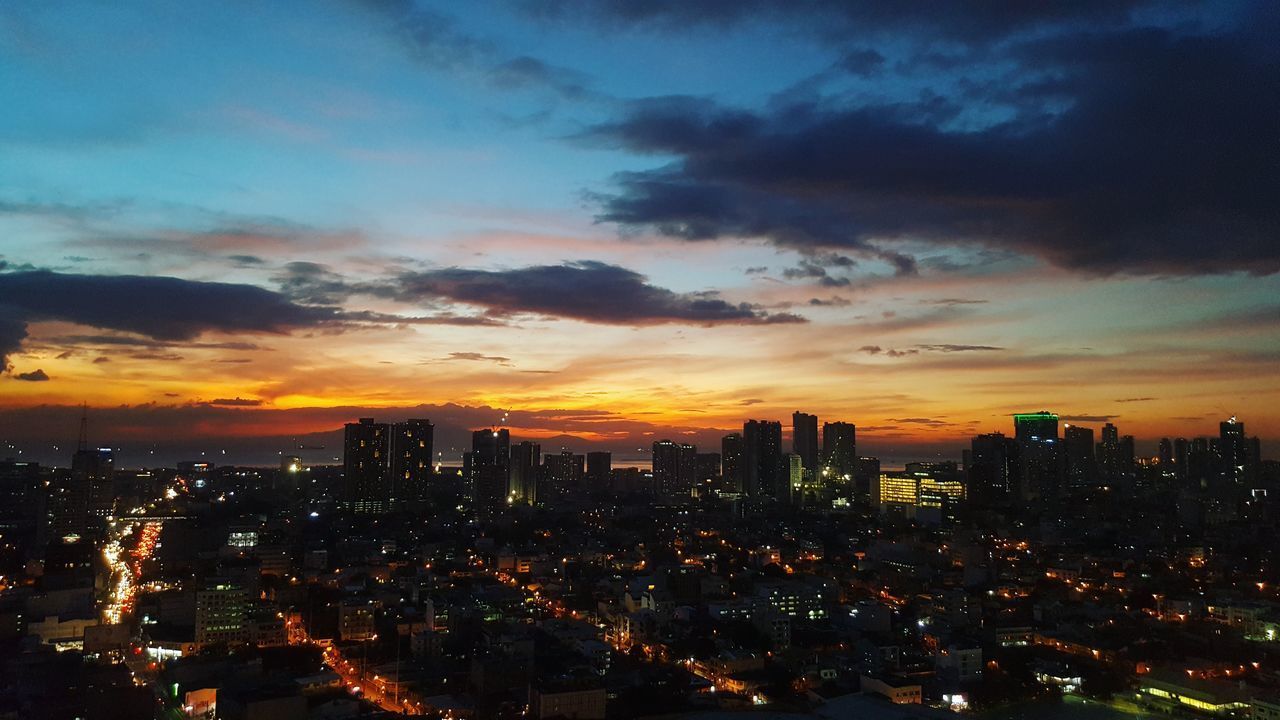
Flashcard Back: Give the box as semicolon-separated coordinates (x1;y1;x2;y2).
1;0;1278;467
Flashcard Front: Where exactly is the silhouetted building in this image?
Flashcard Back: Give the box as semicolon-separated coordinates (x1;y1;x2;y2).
391;419;433;501
653;440;697;499
792;412;819;475
969;433;1016;506
542;450;583;501
343;418;389;513
1013;411;1060;501
1063;424;1096;488
743;420;783;500
510;441;541;506
466;428;510;514
721;433;743;493
822;421;856;481
585;451;611;487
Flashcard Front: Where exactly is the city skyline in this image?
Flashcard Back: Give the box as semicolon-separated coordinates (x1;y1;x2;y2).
3;2;1279;463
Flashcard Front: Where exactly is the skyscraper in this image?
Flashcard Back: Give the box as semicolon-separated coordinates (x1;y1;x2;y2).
510;441;541;506
1012;411;1060;501
968;432;1015;506
721;433;743;493
791;412;819;474
343;418;389;514
466;428;510;514
1062;424;1096;488
743;420;783;500
821;422;856;480
653;440;697;499
391;419;434;502
1218;417;1250;485
585;451;612;488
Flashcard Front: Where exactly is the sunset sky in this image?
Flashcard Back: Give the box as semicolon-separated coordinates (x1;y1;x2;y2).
2;1;1277;466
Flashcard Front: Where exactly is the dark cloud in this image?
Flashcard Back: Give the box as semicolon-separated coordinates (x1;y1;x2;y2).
92;356;110;364
0;313;28;371
14;368;49;382
839;48;886;77
888;417;948;426
808;296;851;307
207;397;264;407
860;343;1000;357
525;0;1159;43
1116;397;1156;403
273;260;790;326
739;398;764;406
915;344;1003;353
439;352;512;365
585;16;1280;276
349;0;606;103
0;270;336;342
922;298;988;307
782;252;857;286
744;266;769;275
0;270;385;373
1059;414;1117;422
389;261;805;326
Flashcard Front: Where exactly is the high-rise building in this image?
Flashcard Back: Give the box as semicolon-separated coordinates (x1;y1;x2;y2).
1158;438;1173;467
391;419;433;501
721;433;743;493
1062;424;1096;488
653;440;697;499
344;418;389;514
791;412;819;474
821;422;856;481
1219;417;1250;485
743;420;783;500
466;428;510;514
1012;411;1061;501
76;446;115;529
695;453;721;484
968;433;1015;506
510;441;541;506
542;450;583;501
585;451;612;488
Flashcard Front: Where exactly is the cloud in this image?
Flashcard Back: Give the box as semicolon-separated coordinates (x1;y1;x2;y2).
388;261;806;326
808;296;850;307
207;397;264;407
92;356;110;364
438;352;512;365
0;270;337;342
348;0;607;103
0;269;419;372
14;368;49;381
1115;397;1156;403
525;0;1158;43
860;343;1001;357
888;417;948;426
584;17;1280;276
915;344;1003;353
1059;414;1117;422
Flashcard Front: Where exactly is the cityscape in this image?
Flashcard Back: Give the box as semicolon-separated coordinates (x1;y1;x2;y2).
2;1;1279;720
